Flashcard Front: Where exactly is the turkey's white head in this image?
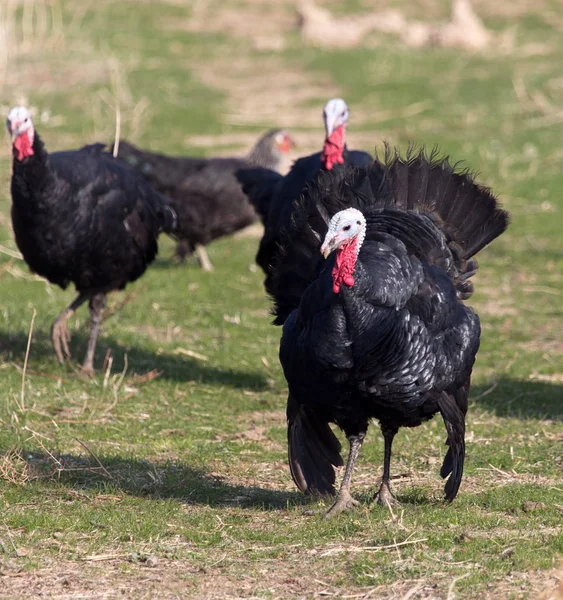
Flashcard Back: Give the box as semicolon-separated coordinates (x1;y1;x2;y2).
320;207;366;294
323;98;349;137
321;98;349;171
7;106;35;161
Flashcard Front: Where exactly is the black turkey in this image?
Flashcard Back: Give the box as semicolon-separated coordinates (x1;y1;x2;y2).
115;129;294;271
271;148;509;516
7;106;176;375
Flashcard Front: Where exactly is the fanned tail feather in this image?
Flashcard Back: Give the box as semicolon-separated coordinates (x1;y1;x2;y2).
287;401;343;496
384;146;510;298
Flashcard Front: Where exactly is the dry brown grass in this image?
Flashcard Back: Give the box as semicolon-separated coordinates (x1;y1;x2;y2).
0;546;560;599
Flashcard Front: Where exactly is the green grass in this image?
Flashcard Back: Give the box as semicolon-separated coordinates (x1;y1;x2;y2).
0;1;562;598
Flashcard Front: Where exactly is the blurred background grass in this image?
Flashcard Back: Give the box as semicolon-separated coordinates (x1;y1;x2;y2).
0;1;561;598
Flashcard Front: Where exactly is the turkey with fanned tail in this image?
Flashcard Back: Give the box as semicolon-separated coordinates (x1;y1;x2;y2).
271;147;509;517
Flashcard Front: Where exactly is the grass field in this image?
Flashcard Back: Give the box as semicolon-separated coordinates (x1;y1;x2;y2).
0;0;562;598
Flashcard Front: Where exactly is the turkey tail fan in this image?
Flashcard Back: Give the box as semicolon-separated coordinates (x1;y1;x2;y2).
236;167;283;223
382;145;510;299
287;400;343;496
437;391;466;502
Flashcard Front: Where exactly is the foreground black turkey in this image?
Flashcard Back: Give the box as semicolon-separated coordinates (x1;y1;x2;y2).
238;98;372;293
7;106;177;375
271;149;509;517
115;129;294;271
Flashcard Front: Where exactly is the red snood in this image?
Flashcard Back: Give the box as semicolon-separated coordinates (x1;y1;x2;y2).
331;236;359;294
14;129;35;161
321;125;345;171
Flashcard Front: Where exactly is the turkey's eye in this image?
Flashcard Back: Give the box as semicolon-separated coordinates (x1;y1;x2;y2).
356;221;361;225
343;225;351;231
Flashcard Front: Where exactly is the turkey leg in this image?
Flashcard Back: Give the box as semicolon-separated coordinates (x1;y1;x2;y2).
373;425;399;507
174;238;193;264
51;293;88;364
195;244;214;272
82;292;106;376
325;434;364;518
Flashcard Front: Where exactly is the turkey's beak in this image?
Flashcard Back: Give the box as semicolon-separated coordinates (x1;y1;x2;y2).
6;120;14;141
320;235;337;259
324;113;337;137
7;120;21;142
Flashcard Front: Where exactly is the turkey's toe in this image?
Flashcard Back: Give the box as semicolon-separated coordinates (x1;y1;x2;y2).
51;319;72;363
324;489;360;518
372;482;399;507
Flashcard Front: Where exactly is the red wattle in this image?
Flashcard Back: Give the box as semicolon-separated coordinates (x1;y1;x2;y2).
321;125;345;171
13;130;34;161
331;236;358;294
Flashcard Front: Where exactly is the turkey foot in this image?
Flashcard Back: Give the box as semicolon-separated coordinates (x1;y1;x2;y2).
325;489;360;518
324;433;364;518
50;293;89;365
372;481;399;507
51;315;72;363
195;244;214;272
80;358;95;378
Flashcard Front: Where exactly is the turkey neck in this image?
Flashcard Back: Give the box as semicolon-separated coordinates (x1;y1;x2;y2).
247;139;280;171
11;133;58;212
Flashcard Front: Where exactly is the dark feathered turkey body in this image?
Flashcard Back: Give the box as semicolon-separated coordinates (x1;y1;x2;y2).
115;131;290;263
11;138;175;294
272;151;509;503
122;150;257;249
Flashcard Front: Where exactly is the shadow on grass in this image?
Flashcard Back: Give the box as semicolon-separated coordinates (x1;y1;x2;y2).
14;450;308;511
0;329;269;390
470;377;562;421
